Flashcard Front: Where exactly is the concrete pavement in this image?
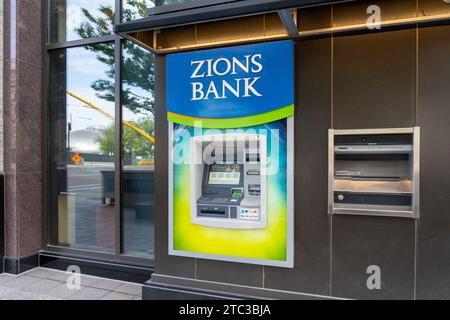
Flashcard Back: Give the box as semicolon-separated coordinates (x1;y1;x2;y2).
0;268;142;300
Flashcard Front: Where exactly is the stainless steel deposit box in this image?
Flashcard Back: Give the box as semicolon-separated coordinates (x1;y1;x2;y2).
328;127;420;218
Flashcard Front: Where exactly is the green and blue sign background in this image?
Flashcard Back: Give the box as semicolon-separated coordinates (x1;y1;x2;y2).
167;40;294;267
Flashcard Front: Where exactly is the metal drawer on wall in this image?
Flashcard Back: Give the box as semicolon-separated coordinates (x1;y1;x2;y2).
328;127;420;218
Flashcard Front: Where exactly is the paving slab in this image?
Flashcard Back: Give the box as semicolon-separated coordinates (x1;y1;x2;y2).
114;282;142;296
69;287;110;300
25;279;62;294
46;283;81;299
1;275;42;290
0;274;17;286
0;286;61;300
88;278;123;291
100;291;140;300
24;268;69;282
0;268;142;300
0;286;17;299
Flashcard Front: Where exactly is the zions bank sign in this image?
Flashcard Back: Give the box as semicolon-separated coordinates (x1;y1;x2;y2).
190;53;263;100
167;40;294;128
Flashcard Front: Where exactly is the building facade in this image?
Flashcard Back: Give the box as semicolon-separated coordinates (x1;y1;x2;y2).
1;0;450;300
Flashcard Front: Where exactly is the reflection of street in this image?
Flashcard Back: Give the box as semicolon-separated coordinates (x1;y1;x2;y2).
65;164;154;257
68;165;105;195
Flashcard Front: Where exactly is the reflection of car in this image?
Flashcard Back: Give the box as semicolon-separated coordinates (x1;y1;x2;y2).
70;128;102;154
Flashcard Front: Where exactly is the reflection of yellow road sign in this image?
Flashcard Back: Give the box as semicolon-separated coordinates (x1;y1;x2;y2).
138;161;154;166
72;153;81;165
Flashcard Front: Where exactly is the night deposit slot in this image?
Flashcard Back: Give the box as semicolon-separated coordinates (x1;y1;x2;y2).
190;134;267;229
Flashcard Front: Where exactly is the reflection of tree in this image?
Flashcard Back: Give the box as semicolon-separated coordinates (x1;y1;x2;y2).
74;0;158;115
97;124;116;155
98;117;155;159
126;117;155;158
76;0;186;158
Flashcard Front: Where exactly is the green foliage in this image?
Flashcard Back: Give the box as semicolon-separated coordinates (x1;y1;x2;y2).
97;117;155;160
74;1;155;115
126;117;155;158
122;0;153;21
97;124;116;155
76;0;189;157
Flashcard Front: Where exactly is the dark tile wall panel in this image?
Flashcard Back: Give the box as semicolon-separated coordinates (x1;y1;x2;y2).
331;28;417;299
153;56;196;278
264;38;332;295
333;29;416;129
332;215;415;299
196;260;263;287
39;253;153;284
416;25;450;300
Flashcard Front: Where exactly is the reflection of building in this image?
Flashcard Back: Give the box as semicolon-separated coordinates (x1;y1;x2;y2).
69;128;102;154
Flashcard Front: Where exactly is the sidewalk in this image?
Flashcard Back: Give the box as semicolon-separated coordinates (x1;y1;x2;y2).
0;268;142;300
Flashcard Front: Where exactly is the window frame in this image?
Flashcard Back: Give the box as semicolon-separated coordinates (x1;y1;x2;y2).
43;0;155;267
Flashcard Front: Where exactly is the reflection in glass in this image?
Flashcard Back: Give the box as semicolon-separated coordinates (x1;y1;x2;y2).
122;0;189;22
49;44;116;253
121;40;155;258
122;0;154;22
49;0;115;42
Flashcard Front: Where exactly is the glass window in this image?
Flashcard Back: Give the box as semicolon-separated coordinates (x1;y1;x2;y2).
47;0;158;261
122;0;154;22
122;0;189;22
48;43;116;253
121;40;155;258
49;0;115;42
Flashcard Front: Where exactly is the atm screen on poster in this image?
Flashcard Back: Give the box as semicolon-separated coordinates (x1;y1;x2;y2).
208;164;241;185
